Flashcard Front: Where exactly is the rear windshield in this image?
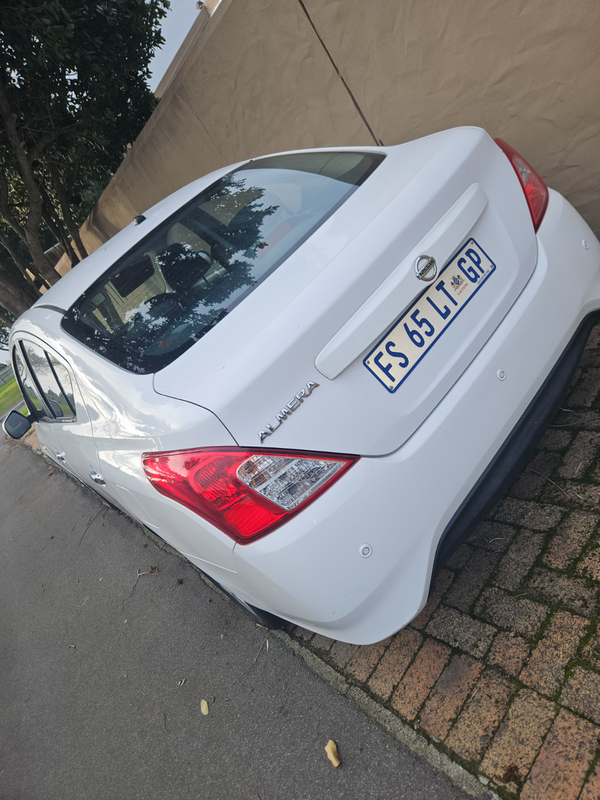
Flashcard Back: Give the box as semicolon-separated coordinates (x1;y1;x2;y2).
61;151;384;373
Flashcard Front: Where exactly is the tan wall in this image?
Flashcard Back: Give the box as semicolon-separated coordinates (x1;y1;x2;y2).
71;0;600;266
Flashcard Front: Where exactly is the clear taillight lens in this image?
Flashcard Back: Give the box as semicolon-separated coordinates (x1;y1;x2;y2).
494;138;549;232
142;447;358;544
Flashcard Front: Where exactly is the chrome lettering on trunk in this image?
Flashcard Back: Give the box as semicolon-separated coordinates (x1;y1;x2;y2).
258;381;319;442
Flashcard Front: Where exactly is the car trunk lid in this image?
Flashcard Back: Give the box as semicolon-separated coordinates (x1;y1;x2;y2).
154;128;537;456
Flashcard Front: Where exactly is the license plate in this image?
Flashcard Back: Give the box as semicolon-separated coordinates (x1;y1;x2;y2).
364;239;496;392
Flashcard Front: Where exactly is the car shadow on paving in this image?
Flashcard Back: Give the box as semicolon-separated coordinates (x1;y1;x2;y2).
292;323;600;800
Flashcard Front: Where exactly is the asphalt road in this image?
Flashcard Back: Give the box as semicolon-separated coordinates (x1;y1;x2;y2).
0;434;475;800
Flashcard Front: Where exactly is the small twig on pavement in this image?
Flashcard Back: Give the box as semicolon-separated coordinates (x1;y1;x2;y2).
230;635;270;688
163;713;169;733
129;566;159;596
78;507;104;546
529;468;571;500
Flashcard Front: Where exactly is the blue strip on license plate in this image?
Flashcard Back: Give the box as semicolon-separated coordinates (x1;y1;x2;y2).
364;238;496;393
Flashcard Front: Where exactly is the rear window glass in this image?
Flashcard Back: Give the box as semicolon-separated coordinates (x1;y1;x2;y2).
62;151;384;373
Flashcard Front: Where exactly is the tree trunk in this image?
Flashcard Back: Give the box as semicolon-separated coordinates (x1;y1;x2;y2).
0;268;36;317
0;231;42;295
0;247;41;301
41;203;79;267
0;79;61;287
23;230;60;286
51;165;89;260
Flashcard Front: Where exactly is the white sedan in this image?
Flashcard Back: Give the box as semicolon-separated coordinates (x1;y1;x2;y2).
5;128;600;644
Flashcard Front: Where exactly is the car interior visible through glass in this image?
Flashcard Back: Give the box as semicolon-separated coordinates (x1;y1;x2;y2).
61;151;384;373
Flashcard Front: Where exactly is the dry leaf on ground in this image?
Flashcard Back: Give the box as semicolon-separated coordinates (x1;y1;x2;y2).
324;739;341;767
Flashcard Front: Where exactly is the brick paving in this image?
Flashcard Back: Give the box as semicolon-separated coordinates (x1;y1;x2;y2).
290;329;600;798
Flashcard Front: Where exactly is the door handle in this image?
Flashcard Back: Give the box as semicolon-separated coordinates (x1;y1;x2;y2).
55;452;66;462
89;470;106;486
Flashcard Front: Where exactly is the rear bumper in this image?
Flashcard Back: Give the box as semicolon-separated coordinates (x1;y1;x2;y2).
432;308;600;578
208;189;600;644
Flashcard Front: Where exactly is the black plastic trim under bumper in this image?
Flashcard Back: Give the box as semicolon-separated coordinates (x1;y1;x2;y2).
432;311;600;580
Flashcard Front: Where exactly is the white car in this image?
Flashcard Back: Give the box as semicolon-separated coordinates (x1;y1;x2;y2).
5;128;600;644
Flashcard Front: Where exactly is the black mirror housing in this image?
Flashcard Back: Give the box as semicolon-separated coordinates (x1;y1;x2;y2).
3;409;32;439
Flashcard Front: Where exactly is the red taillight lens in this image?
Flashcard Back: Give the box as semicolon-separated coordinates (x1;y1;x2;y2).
142;447;358;544
494;138;549;232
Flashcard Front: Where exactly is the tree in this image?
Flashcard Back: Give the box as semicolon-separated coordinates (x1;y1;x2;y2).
0;320;12;351
0;0;169;319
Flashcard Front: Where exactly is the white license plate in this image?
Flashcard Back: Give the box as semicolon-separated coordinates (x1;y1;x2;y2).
364;239;496;392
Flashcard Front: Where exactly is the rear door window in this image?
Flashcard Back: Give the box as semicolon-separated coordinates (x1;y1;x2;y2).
14;341;76;420
62;151;384;373
14;347;44;416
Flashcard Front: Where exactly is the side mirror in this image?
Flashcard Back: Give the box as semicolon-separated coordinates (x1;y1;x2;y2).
3;409;32;439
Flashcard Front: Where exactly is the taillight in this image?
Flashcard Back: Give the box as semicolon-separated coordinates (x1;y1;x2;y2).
142;447;358;544
494;138;549;232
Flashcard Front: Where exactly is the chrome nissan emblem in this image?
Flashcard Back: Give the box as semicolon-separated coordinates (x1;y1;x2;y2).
414;254;437;282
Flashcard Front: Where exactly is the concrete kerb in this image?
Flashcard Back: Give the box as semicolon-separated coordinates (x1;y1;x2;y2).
14;427;491;799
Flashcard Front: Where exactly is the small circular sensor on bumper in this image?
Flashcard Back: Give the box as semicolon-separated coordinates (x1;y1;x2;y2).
359;544;373;558
497;369;507;381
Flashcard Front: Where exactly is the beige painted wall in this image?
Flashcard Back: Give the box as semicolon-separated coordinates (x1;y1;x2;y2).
69;0;600;268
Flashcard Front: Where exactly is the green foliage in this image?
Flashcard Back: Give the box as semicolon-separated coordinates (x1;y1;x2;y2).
0;0;170;291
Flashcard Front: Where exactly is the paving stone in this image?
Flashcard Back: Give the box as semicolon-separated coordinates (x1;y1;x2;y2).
519;611;588;697
558;431;600;479
542;482;600;510
495;530;544;592
487;632;530;676
419;654;481;741
445;543;472;570
577;544;600;581
521;709;599;800
480;689;556;793
475;587;549;639
293;626;314;642
445;549;500;612
560;667;600;724
580;347;600;368
329;640;359;670
367;628;421;701
585;324;600;350
445;670;514;763
581;633;600;670
543;511;598;570
552;410;600;431
345;638;390;683
589;460;600;482
494;498;564;530
508;451;561;500
468;521;517;552
390;638;450;721
580;762;600;800
426;606;496;658
537;429;573;452
526;569;597;616
567;367;600;407
410;568;454;630
311;634;335;652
